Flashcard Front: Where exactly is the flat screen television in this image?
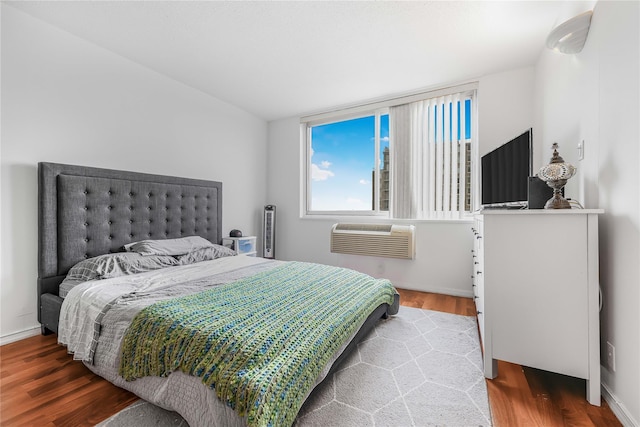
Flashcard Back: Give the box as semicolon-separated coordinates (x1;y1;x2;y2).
481;128;532;208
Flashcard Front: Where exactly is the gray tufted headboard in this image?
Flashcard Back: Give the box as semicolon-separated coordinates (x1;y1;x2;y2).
37;162;222;330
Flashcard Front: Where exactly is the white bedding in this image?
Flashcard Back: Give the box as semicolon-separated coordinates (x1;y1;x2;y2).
59;256;383;427
58;255;273;362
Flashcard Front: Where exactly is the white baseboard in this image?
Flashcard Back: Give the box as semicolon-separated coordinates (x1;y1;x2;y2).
602;380;639;427
0;326;41;346
395;282;474;299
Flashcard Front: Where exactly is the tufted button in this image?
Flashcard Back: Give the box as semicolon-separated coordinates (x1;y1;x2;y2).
108;190;112;196
147;233;151;237
108;236;112;240
83;222;89;227
84;238;89;243
129;234;134;238
107;206;113;210
147;193;152;198
129;220;133;224
108;220;112;225
129;192;134;197
147;206;152;211
149;219;153;224
84;254;89;259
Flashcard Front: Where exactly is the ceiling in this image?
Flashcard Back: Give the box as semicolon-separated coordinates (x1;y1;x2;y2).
7;1;595;121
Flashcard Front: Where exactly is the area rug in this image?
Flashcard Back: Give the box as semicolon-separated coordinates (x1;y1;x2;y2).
96;306;492;426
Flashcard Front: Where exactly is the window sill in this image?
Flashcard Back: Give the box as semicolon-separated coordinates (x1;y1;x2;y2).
301;214;474;224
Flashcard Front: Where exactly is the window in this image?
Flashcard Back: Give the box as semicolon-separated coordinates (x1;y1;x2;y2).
390;92;475;219
305;111;389;214
302;84;476;219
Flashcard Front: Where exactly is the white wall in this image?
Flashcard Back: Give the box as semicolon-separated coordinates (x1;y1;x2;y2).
0;6;268;342
478;67;536;161
535;1;639;424
267;67;535;297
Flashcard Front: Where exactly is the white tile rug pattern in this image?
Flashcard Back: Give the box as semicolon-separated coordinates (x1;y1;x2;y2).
97;306;492;427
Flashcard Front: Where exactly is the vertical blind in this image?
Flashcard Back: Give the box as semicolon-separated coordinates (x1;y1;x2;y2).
390;91;474;219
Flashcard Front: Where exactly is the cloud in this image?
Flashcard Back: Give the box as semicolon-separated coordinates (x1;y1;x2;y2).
320;160;332;169
346;197;363;204
359;179;370;185
371;136;390;142
311;163;335;181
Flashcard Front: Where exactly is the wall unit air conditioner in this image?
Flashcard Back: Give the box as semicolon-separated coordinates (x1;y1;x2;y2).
330;223;415;259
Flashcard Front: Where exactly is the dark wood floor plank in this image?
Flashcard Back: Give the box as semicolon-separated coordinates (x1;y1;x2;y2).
0;287;621;426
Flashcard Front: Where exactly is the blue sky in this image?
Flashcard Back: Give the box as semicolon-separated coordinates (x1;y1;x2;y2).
310;115;389;211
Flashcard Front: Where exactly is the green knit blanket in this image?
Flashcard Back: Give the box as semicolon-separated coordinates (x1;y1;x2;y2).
119;261;396;427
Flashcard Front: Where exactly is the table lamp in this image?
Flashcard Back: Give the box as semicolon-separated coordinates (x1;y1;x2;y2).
537;143;576;209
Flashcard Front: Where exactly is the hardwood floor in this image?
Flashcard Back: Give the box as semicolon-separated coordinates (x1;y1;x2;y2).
0;288;621;426
0;333;137;426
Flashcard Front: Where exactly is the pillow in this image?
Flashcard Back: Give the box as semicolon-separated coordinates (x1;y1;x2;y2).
59;252;179;298
176;244;236;265
124;236;215;256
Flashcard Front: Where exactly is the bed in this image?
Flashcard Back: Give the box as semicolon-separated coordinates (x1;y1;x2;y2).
37;162;399;427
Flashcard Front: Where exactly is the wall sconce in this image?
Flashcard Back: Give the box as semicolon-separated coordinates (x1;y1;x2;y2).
546;10;593;54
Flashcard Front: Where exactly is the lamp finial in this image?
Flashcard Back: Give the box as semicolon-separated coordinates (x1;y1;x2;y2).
549;142;565;164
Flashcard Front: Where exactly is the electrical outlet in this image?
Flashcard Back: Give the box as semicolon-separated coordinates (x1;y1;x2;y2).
607;341;616;372
577;140;585;160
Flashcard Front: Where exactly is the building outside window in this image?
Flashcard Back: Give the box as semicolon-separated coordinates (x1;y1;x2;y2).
375;146;390;211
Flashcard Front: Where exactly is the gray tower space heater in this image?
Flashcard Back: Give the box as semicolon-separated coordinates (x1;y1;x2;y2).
263;205;276;259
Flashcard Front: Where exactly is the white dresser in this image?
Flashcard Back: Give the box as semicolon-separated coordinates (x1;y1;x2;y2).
472;209;603;405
